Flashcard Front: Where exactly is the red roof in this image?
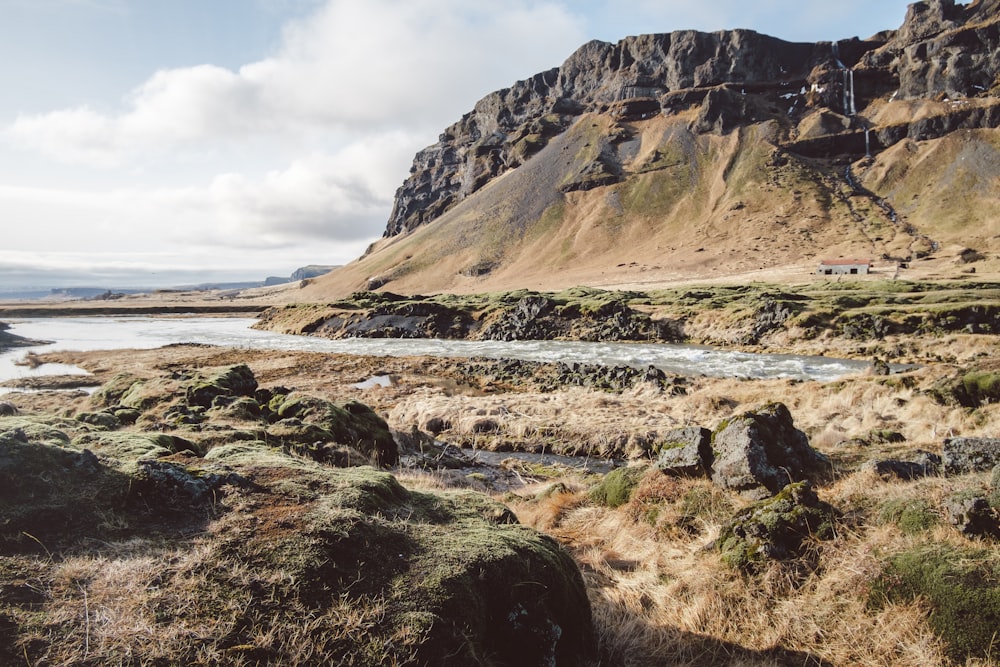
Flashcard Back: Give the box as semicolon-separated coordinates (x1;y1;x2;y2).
818;259;871;266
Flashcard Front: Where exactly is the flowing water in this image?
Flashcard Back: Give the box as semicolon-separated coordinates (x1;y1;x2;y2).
0;315;877;393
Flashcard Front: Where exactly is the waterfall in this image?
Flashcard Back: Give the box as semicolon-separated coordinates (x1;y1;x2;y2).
865;127;871;157
842;68;856;116
833;42;856;116
848;69;856;116
832;42;845;69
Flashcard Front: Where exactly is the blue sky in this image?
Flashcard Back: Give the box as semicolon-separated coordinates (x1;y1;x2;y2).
0;0;919;290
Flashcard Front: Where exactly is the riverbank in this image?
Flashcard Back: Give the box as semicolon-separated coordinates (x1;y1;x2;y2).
0;321;46;352
251;280;1000;366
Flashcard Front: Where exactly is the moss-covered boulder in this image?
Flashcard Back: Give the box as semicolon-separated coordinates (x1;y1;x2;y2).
92;372;174;412
716;481;838;573
931;370;1000;408
0;429;128;547
75;410;121;430
2;427;596;665
0;416;78;447
270;392;397;465
71;431;196;460
184;364;258;408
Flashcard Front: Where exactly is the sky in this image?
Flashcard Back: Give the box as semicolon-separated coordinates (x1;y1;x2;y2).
0;0;919;291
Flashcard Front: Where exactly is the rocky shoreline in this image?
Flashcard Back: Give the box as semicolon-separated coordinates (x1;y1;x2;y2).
0;321;47;352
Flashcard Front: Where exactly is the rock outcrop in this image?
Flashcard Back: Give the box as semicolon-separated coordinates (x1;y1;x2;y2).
383;0;1000;240
710;403;831;499
716;481;838;572
943;436;1000;474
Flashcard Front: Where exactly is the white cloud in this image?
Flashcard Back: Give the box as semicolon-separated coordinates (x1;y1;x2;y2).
0;0;589;288
5;0;584;167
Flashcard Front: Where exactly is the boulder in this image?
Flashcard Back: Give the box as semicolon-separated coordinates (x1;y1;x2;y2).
943;437;1000;474
862;451;941;480
654;427;711;477
943;492;1000;539
481;295;557;341
3;423;598;665
0;402;16;417
75;410;121;431
423;416;452;434
270;393;398;465
716;481;838;572
185;364;258;408
710;403;830;499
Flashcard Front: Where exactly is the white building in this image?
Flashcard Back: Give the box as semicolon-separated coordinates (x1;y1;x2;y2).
816;259;872;275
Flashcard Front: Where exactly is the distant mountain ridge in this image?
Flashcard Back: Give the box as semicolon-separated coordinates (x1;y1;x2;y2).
304;0;1000;297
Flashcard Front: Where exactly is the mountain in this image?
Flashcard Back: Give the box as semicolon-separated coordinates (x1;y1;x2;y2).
303;0;1000;298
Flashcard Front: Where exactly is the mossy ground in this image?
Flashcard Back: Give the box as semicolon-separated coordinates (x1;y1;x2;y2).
870;544;1000;662
0;363;596;665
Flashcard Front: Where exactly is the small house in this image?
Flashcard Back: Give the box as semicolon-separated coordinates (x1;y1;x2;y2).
816;259;871;275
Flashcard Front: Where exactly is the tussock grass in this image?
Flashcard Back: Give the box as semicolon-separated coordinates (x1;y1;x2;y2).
504;468;997;665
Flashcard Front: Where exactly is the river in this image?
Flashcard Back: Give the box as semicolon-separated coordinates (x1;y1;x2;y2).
0;315;875;392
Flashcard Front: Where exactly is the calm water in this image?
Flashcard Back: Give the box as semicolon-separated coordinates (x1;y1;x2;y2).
0;316;874;392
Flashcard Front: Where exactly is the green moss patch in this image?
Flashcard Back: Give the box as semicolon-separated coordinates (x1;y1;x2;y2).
589;465;648;508
876;498;939;535
870;544;1000;662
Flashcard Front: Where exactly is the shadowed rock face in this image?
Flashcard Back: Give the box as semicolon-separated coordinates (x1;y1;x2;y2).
383;0;999;240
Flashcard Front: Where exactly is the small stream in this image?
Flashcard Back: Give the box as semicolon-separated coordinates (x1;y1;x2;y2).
0;315;878;394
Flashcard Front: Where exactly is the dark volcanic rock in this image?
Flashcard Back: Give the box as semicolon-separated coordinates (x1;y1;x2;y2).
654;427;712;477
710;403;831;499
479;295;676;343
863;451;941;480
943;491;1000;539
888;0;1000;99
943;437;1000;474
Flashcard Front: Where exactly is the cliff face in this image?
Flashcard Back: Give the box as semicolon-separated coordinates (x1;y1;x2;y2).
384;0;1000;240
385;31;850;237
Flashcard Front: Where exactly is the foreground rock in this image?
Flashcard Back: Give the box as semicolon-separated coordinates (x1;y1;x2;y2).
93;363;399;465
0;375;597;665
653;427;712;477
710;403;831;500
716;481;838;572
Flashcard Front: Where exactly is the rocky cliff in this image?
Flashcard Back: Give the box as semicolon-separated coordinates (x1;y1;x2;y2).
296;0;999;298
384;0;999;240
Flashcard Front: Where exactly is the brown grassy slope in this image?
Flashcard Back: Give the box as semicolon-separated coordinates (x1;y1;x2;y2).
859;127;1000;246
297;113;1000;300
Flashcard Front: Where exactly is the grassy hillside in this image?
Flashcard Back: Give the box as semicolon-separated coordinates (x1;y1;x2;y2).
300;111;971;300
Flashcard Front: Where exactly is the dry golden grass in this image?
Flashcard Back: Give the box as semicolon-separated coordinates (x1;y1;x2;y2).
387;365;1000;468
500;466;996;666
